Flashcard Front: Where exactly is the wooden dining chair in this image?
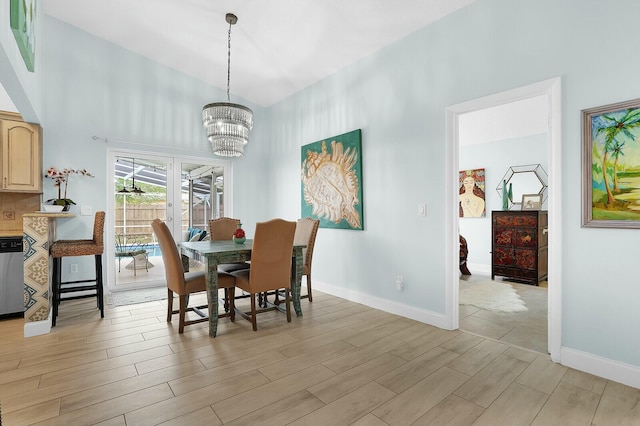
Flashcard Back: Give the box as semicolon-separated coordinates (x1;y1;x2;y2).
269;217;319;306
151;219;236;333
230;218;296;331
208;217;251;273
209;216;253;310
294;218;319;301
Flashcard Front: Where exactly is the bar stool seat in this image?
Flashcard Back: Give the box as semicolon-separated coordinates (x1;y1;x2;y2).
50;211;105;326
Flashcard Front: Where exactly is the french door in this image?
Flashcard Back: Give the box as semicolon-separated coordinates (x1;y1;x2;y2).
106;149;232;291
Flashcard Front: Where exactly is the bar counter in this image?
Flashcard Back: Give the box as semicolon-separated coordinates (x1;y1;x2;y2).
23;212;75;337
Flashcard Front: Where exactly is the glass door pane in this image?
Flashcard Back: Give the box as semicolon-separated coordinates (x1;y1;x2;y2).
180;163;225;237
113;155;168;288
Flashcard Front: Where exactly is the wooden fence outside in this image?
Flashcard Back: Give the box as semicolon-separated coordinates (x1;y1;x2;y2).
114;204;212;243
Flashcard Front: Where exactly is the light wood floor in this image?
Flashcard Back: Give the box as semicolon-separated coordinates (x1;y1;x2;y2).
459;273;548;354
1;290;639;425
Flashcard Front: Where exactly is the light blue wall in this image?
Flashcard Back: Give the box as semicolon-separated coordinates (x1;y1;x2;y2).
4;0;640;372
265;0;640;369
460;134;548;271
40;16;267;238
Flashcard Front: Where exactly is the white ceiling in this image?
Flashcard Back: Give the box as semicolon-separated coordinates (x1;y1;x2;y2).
0;0;548;145
42;0;476;107
7;0;548;143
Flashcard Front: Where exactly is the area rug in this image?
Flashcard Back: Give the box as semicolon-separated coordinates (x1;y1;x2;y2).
459;280;528;312
106;287;168;307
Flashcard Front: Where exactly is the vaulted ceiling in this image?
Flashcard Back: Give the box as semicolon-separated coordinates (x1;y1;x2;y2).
43;0;475;107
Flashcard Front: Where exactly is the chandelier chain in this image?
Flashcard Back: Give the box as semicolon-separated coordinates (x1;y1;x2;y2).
227;21;232;102
202;12;253;158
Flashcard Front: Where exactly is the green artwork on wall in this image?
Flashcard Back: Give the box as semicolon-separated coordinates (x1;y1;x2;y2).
582;98;640;228
10;0;36;72
301;129;364;230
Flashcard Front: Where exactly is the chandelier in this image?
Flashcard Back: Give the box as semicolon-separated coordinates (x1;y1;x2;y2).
202;13;253;158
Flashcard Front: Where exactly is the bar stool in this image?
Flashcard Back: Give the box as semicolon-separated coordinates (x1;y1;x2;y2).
50;211;105;326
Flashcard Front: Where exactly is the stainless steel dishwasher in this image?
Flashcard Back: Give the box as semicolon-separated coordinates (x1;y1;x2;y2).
0;236;24;318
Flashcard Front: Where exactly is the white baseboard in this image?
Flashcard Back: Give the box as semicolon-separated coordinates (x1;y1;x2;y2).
313;280;450;330
24;313;52;338
561;347;640;390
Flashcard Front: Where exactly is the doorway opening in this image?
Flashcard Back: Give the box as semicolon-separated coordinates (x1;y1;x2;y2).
458;96;549;353
445;77;562;361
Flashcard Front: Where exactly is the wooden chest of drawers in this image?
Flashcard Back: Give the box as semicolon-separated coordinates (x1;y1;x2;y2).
491;210;548;285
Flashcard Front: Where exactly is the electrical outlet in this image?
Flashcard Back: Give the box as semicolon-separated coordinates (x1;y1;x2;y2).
70;264;78;273
418;203;426;217
80;205;92;216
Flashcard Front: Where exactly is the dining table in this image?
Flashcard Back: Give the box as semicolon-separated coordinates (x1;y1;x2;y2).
179;239;306;337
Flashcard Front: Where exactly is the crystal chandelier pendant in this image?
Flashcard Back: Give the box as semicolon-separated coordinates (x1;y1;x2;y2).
202;101;253;157
202;13;253;158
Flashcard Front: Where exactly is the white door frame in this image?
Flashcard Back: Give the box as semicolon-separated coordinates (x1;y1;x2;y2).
445;77;562;362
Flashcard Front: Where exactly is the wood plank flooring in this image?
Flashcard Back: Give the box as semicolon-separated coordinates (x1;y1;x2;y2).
1;290;639;425
459;273;548;353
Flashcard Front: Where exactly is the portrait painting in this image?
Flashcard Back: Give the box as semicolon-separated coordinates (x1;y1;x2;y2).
459;168;486;218
301;129;363;230
582;98;640;228
521;194;542;211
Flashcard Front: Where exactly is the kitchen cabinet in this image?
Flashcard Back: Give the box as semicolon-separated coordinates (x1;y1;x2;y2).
491;210;548;285
0;111;42;193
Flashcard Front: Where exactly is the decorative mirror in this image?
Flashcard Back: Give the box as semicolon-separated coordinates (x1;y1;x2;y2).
496;164;548;210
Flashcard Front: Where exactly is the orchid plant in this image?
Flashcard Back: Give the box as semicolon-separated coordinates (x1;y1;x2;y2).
45;167;94;206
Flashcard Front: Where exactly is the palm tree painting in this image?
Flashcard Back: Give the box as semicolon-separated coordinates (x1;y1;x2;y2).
584;99;640;227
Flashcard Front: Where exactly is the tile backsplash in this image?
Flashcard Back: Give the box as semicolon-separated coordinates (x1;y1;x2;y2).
0;193;41;234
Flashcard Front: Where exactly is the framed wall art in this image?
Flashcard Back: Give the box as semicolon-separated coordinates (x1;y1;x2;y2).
301;129;363;230
521;194;542;211
459;168;486;218
10;0;36;72
582;98;640;228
